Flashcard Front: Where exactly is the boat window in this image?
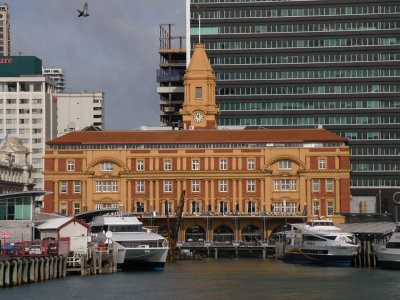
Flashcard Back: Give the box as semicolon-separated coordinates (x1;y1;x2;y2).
91;226;103;233
394;227;400;233
386;242;400;249
324;236;337;240
303;235;325;241
108;225;146;232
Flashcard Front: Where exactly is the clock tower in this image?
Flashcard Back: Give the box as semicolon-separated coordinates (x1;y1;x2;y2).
180;44;220;129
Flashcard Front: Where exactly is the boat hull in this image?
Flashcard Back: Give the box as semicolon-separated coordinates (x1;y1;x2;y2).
372;244;400;269
283;248;354;266
117;247;169;271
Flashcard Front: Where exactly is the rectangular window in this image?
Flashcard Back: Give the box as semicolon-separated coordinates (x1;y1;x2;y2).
112;181;118;192
164;159;172;170
164;180;172;192
100;162;113;171
247;179;255;192
192;202;200;213
96;181;101;192
192;180;200;192
281;179;290;191
103;181;111;192
165;202;173;215
273;202;281;213
95;204;102;210
137;160;144;171
74;203;80;215
312;179;320;191
327;201;334;216
67;161;74;171
195;87;202;99
313;200;320;216
60;181;67;193
278;160;292;170
137;180;144;193
192;159;199;170
319;159;326;169
326;179;334;192
74;181;80;193
291;180;297;191
220;159;227;170
219;180;228;192
247;159;255;170
60;204;67;215
274;180;280;191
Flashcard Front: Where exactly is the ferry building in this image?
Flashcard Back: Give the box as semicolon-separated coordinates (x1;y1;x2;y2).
43;44;351;242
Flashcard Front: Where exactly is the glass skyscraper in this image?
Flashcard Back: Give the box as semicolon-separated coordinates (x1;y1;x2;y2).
189;0;400;213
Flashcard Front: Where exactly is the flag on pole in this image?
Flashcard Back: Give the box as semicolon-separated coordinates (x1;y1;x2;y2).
52;96;58;103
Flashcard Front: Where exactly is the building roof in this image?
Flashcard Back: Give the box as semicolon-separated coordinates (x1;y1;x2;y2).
47;128;346;145
337;222;395;235
36;216;90;230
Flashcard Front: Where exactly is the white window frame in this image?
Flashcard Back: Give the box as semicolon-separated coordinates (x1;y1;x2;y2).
74;203;80;215
164;159;172;171
96;181;101;192
247;179;255;192
273;202;281;213
247;201;256;213
319;159;326;169
165;202;173;215
192;180;200;192
220;159;227;170
100;162;114;171
95;204;102;210
192;201;200;213
291;180;297;191
274;180;280;191
326;179;334;192
281;179;290;191
74;181;80;193
136;180;145;193
60;204;67;215
327;201;334;216
112;181;118;192
103;181;111;192
67;160;74;171
219;180;228;192
278;160;292;170
312;179;320;192
137;160;144;171
192;159;200;170
291;203;298;213
247;159;255;170
313;200;320;216
60;181;67;193
164;180;172;192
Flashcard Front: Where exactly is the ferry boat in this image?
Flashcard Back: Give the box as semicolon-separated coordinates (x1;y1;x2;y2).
90;216;168;270
372;224;400;269
275;220;359;266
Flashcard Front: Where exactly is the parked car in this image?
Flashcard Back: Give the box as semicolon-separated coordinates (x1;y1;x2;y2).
28;245;43;255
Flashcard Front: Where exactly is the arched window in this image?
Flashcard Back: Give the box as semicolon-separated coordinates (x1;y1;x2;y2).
213;225;234;243
185;225;206;242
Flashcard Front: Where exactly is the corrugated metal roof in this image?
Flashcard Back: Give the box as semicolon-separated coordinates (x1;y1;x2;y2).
337;222;395;235
36;217;73;230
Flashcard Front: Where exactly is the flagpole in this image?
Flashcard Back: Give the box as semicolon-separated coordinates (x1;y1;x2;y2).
198;14;201;44
186;0;190;67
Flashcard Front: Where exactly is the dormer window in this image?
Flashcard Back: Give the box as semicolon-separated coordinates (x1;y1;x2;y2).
195;87;202;99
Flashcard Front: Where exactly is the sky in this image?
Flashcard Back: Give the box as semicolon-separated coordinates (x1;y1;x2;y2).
8;0;186;130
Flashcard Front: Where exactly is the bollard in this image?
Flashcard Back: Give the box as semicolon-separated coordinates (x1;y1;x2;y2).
58;256;63;278
62;256;67;277
49;257;54;279
4;261;10;287
34;258;39;282
11;260;18;286
44;257;50;280
22;259;28;284
17;259;22;285
39;258;44;281
53;256;58;278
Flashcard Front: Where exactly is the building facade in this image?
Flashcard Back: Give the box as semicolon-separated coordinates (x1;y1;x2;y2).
42;68;65;93
0;4;10;56
44;44;351;240
0;56;58;189
55;92;105;137
189;0;400;213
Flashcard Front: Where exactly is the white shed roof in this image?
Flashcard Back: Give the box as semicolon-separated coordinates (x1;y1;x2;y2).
36;217;74;230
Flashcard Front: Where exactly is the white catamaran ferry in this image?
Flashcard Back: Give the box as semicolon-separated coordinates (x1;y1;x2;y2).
275;220;359;266
90;216;168;270
372;223;400;269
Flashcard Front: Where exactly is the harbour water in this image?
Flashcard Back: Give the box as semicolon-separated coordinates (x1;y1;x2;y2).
1;259;399;300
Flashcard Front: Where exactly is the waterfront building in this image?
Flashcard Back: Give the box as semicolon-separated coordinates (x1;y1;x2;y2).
188;0;400;213
0;56;58;189
0;4;10;56
44;44;351;241
55;92;105;137
157;24;186;127
42;68;65;93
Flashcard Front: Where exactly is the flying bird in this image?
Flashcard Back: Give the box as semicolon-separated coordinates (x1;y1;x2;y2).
77;2;89;17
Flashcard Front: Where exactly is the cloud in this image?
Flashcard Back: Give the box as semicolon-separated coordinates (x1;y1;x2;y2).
9;0;186;130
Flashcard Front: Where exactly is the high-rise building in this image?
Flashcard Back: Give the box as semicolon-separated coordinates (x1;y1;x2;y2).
0;4;10;56
157;24;185;127
55;92;105;136
188;0;400;213
0;56;58;189
43;68;65;93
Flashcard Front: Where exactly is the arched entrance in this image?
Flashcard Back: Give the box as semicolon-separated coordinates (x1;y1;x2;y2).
241;225;262;243
213;225;234;243
185;225;206;242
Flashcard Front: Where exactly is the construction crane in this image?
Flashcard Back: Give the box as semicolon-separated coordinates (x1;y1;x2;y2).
166;190;186;259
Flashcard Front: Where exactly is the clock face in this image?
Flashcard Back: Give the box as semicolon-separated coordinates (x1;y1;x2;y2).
193;112;204;123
